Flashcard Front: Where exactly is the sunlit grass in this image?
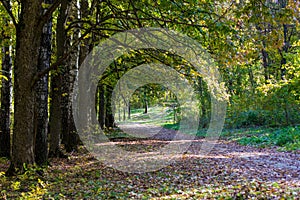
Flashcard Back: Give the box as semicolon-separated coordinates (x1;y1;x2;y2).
117;106;300;151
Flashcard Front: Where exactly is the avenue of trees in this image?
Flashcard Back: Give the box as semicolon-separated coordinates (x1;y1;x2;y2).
0;0;299;174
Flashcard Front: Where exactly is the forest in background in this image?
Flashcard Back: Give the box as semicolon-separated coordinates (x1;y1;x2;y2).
0;0;299;174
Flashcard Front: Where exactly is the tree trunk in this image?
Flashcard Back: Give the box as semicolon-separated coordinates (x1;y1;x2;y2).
105;86;115;129
79;0;90;66
0;35;12;158
8;0;43;174
98;84;105;129
261;48;269;83
198;77;208;128
123;106;126;121
61;1;80;152
34;0;53;166
278;0;290;125
128;102;131;120
61;49;80;152
49;1;68;157
143;90;148;114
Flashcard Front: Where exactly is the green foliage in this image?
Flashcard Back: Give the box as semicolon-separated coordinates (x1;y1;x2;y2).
238;126;300;151
162;123;180;130
0;74;8;81
122;106;175;125
0;74;7;91
104;127;134;140
0;165;48;199
226;110;270;128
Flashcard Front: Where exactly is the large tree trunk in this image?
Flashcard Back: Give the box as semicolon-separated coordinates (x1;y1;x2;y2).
61;44;80;152
49;1;68;157
0;32;12;158
8;0;43;174
34;0;53;165
61;1;80;152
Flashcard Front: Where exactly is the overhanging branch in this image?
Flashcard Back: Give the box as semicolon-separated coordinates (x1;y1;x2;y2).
0;0;17;27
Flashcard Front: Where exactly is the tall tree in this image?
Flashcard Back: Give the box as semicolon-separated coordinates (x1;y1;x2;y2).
34;0;53;165
4;0;60;174
49;1;68;157
8;0;43;174
98;84;105;129
0;1;12;158
104;85;115;129
61;1;80;152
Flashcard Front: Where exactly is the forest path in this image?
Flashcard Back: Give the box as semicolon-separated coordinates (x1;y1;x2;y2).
2;122;299;199
118;122;300;185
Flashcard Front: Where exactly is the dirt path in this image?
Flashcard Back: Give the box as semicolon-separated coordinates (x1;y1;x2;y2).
118;122;300;185
2;122;299;199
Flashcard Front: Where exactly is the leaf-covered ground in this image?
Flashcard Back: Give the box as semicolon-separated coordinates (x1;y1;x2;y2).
1;124;299;199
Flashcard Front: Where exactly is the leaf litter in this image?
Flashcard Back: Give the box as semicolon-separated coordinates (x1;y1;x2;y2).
0;125;299;199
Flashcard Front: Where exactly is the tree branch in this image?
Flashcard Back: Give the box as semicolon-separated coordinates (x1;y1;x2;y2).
31;27;93;87
113;16;209;28
0;0;17;27
38;0;62;28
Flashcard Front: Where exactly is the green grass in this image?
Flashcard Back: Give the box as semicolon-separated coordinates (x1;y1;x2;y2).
236;126;300;151
119;106;176;125
104;127;135;140
117;106;300;151
162;123;179;130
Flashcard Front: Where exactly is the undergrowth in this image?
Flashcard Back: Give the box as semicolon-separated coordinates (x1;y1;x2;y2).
236;126;300;151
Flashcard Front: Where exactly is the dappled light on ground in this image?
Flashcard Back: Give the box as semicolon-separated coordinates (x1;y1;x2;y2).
1;123;299;198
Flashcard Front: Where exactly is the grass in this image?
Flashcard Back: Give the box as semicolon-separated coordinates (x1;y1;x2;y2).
119;106;300;151
235;126;300;151
117;106;176;126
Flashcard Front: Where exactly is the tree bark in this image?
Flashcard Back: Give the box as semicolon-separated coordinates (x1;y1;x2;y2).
79;0;90;66
128;102;131;120
49;1;68;157
61;46;80;152
198;77;208;128
98;84;105;129
0;33;12;158
8;0;44;174
61;1;80;152
105;85;115;129
261;47;269;83
143;89;148;114
278;0;290;125
34;0;53;166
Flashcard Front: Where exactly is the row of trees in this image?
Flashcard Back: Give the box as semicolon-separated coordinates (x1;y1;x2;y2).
0;0;299;174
